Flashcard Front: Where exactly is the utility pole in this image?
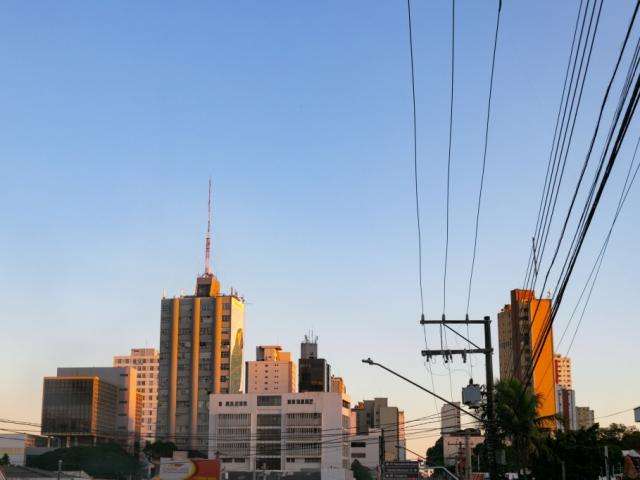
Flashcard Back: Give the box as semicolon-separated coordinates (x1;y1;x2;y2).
420;315;499;480
57;460;62;480
604;445;611;480
464;435;472;480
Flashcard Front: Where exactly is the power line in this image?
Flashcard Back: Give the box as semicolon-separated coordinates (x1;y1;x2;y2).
465;0;503;382
443;0;456;317
405;0;439;415
522;6;640;392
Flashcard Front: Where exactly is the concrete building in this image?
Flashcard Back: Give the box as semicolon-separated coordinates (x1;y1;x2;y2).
156;189;245;453
0;434;56;466
208;392;352;480
349;428;381;471
351;398;405;462
440;402;461;434
330;376;346;394
555;386;577;431
553;354;572;389
498;289;556;424
41;376;118;447
245;346;296;394
298;335;330;393
56;367;142;451
113;348;159;441
576;406;595;429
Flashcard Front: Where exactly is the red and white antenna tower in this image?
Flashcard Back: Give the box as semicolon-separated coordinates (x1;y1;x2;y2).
204;177;213;276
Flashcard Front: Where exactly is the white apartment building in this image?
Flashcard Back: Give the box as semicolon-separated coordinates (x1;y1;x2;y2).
209;392;353;480
555;386;577;431
440;402;461;434
245;345;297;394
114;348;159;441
349;428;381;471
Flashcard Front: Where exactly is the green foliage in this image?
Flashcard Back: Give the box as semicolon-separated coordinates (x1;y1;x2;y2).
351;459;373;480
426;436;444;466
143;440;177;461
28;443;139;479
0;453;10;465
494;378;544;477
531;426;602;480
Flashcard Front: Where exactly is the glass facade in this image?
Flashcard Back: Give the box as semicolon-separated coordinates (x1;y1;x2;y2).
41;377;117;438
298;358;330;392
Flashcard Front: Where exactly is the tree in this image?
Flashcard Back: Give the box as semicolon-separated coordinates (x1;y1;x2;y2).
494;378;546;478
426;436;444;466
0;453;10;465
351;459;372;480
531;425;602;480
143;440;177;461
28;443;139;479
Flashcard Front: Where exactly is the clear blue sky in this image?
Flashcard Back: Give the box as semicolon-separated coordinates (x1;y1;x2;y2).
1;1;638;455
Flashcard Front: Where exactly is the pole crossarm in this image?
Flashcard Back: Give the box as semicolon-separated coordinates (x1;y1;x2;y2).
361;358;483;422
422;348;486;356
420;319;486;324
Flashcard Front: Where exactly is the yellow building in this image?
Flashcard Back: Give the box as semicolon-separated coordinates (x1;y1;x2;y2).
156;183;245;452
497;289;556;425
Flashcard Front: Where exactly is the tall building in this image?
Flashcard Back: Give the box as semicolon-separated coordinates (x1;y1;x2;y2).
56;367;142;451
553;354;572;389
114;348;159;442
41;376;118;447
156;182;245;452
298;334;330;392
555;386;577;431
352;398;406;462
440;402;461;434
576;406;595;429
245;346;297;394
208;391;352;480
498;289;556;423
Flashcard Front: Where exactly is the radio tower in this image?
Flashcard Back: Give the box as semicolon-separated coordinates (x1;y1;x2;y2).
204;177;213;276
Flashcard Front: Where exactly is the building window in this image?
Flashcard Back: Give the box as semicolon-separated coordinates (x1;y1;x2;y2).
257;395;281;407
351;442;366;448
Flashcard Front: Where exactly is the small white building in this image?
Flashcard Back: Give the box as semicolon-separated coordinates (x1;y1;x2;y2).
209;392;353;480
0;434;56;467
349;428;381;471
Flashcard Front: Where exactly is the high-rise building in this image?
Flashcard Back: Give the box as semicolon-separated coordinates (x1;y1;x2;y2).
56;367;142;451
440;402;461;434
245;346;297;394
555;386;577;431
352;398;406;462
576;406;595;429
298;334;330;392
498;289;556;423
208;391;353;480
114;348;159;441
41;376;118;447
553;354;572;389
156;183;245;452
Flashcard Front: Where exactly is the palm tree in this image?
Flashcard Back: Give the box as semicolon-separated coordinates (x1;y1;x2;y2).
494;378;549;478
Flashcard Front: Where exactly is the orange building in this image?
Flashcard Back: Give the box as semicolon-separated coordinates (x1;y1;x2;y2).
497;289;556;425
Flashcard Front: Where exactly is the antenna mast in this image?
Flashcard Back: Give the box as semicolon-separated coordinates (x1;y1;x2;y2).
204;177;213;275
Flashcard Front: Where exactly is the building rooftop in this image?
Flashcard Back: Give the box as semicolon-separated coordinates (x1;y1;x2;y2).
0;466;90;479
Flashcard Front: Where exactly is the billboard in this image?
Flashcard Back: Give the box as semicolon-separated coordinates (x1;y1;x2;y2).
155;459;220;480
